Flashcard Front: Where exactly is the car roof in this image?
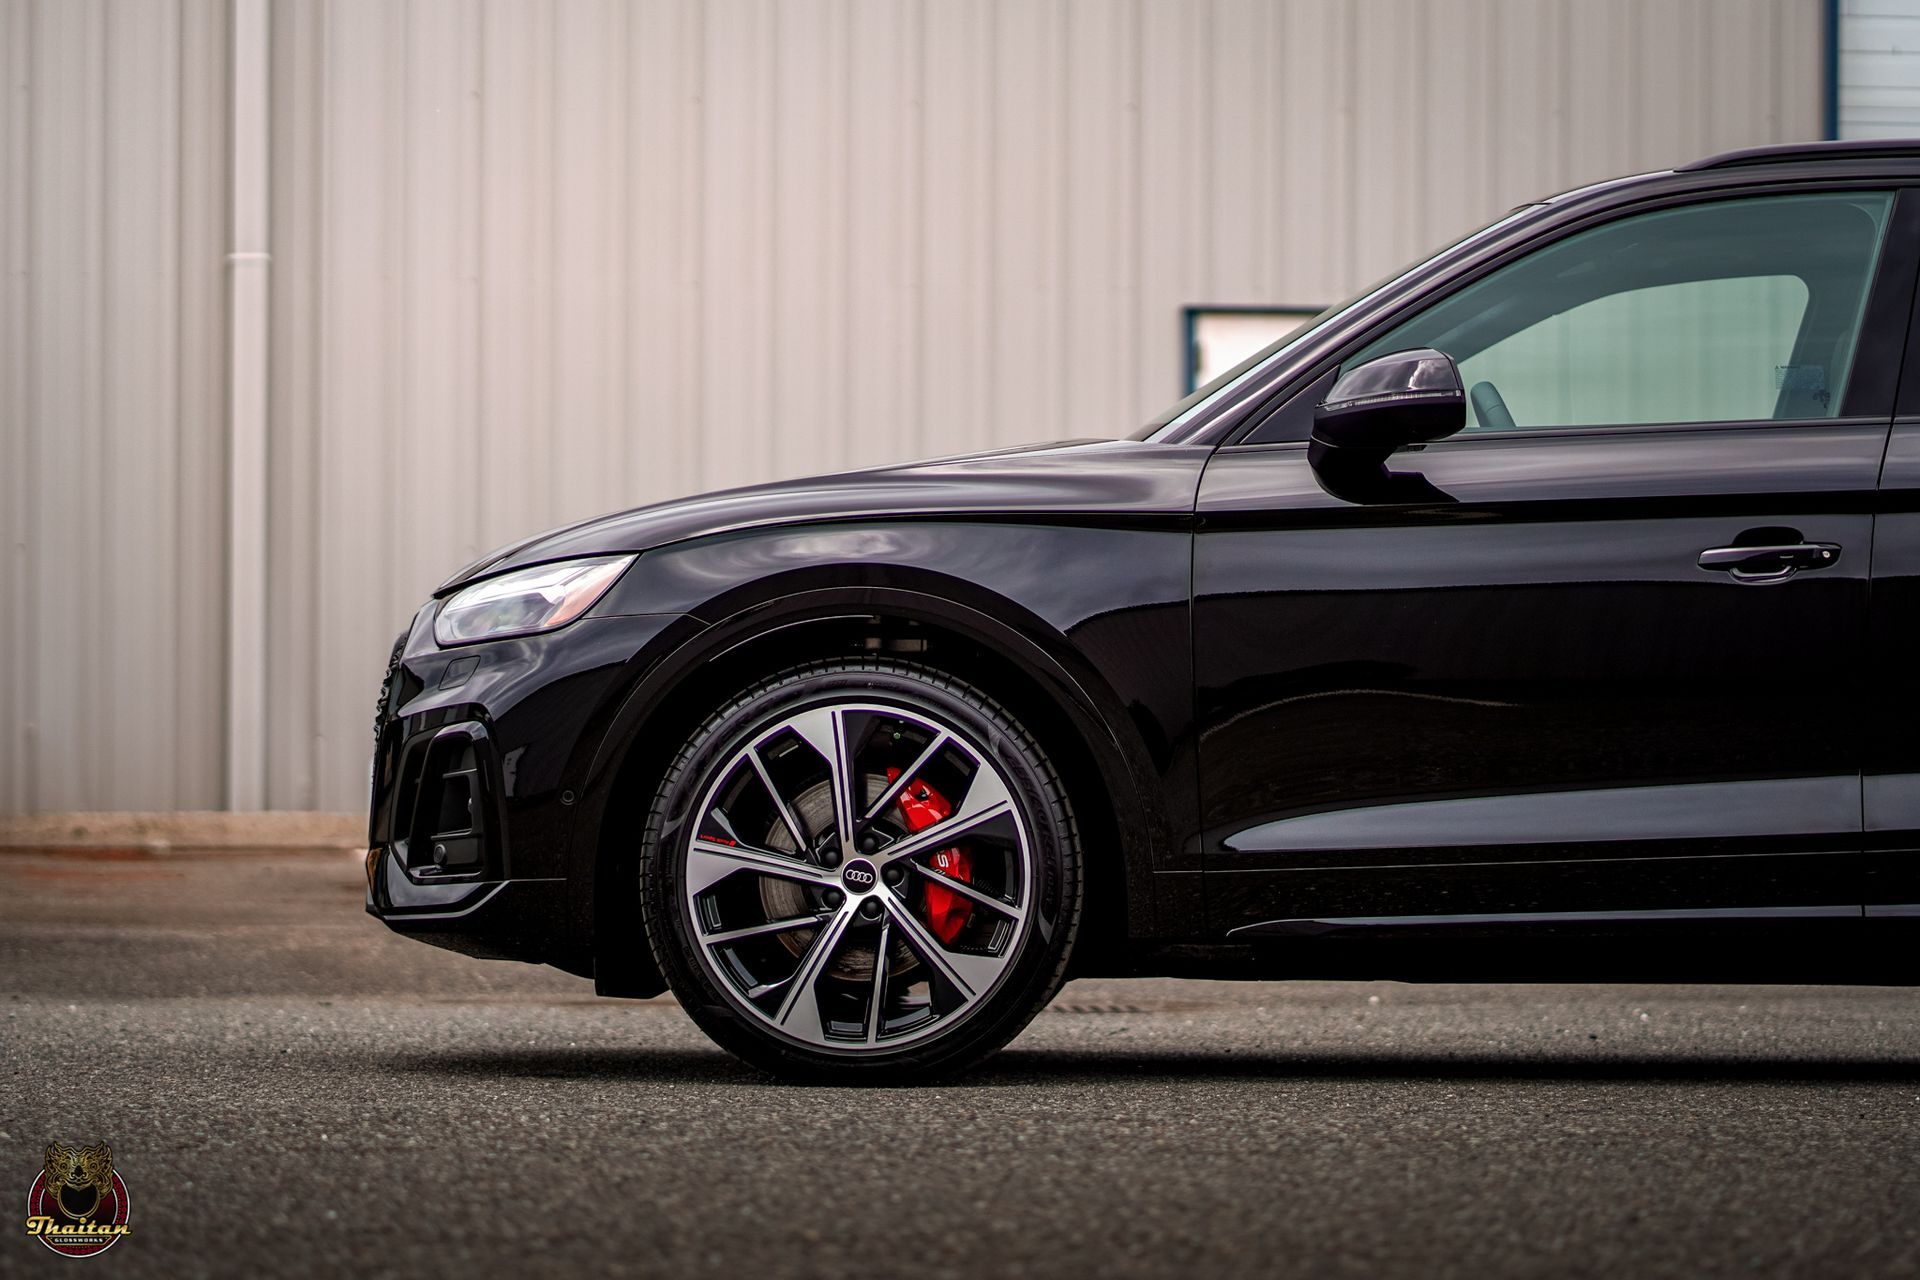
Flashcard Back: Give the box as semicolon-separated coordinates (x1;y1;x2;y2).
1679;138;1920;172
1532;140;1920;213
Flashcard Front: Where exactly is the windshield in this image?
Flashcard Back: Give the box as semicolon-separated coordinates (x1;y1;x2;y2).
1133;206;1540;441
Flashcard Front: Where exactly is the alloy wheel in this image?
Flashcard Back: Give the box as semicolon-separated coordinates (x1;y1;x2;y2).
680;700;1036;1052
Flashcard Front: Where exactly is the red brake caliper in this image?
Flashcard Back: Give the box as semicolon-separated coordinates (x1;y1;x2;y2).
886;766;974;943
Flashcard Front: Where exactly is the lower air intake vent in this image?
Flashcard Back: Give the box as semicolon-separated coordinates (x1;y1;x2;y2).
402;725;493;876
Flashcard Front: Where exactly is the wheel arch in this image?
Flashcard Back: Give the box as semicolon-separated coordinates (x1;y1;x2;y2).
582;576;1169;995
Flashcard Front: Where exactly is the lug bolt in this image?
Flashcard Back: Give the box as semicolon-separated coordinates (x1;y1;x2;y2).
824;889;844;909
883;864;904;886
820;848;841;868
859;834;877;853
860;897;884;919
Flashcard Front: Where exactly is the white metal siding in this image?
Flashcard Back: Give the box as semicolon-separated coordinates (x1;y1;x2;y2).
2;0;1827;813
2;0;230;812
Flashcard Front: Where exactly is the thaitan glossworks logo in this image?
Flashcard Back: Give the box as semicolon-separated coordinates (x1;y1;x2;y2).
24;1142;131;1258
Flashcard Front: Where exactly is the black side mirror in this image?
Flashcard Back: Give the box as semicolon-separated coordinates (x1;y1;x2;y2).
1307;348;1463;506
1311;347;1465;451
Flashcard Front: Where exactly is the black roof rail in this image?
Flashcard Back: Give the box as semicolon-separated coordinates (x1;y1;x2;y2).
1680;138;1920;171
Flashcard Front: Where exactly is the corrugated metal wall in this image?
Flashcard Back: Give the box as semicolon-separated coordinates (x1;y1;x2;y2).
3;0;230;812
2;0;1828;814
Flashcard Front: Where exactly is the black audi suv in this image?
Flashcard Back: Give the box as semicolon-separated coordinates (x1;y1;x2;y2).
370;139;1920;1079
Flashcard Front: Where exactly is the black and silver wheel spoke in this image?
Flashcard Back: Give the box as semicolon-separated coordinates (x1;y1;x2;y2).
906;858;1022;922
868;767;1014;869
774;905;856;1042
860;730;949;822
746;745;811;854
881;891;1008;998
863;915;891;1046
685;837;839;895
782;707;859;864
700;911;833;947
684;700;1036;1052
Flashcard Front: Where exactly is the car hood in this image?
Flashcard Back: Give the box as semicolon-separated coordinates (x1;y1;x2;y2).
437;437;1210;593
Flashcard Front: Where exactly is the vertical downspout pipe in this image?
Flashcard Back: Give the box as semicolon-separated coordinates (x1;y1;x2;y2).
1826;0;1842;141
226;0;269;810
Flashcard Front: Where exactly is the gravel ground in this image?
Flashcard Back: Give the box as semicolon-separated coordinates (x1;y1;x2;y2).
4;850;1920;1278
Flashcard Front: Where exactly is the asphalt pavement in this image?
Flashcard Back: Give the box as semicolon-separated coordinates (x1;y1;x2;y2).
5;849;1920;1278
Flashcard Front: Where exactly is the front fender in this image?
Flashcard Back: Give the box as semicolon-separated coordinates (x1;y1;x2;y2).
571;518;1197;958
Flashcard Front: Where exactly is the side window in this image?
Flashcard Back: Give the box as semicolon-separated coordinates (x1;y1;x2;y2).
1350;192;1894;431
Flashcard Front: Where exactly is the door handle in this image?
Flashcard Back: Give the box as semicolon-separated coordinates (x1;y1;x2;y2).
1696;542;1841;583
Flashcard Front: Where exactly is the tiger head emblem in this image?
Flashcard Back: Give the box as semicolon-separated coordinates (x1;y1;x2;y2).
43;1143;114;1221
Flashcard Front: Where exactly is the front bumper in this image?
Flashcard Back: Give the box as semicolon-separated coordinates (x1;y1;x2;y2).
365;842;570;962
364;605;692;976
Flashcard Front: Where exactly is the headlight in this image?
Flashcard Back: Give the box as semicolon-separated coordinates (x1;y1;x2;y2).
434;555;635;646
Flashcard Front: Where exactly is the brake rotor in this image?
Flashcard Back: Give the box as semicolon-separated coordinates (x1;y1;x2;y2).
758;774;916;983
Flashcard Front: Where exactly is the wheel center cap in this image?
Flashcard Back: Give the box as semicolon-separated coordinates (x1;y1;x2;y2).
841;858;877;892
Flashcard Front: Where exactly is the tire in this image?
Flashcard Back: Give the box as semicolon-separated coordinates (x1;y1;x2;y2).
639;658;1082;1082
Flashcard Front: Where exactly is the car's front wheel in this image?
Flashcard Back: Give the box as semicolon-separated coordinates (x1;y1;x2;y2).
640;659;1081;1081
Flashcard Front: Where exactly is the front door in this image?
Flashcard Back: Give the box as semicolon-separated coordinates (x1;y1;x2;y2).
1193;187;1913;939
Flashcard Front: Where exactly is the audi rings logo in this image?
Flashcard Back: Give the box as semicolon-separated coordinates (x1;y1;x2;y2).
841;859;877;889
